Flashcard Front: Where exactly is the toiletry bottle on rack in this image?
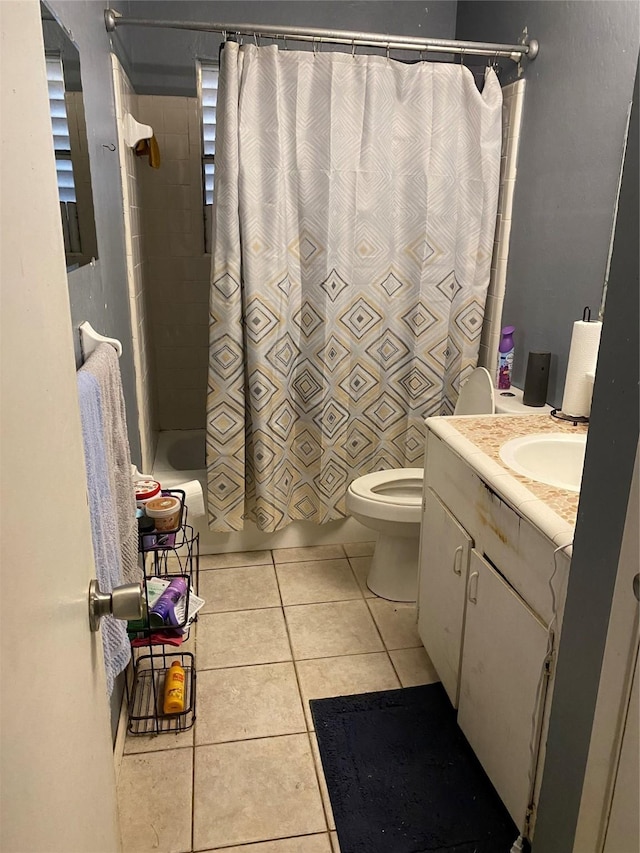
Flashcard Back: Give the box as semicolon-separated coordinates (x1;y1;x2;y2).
163;660;186;714
149;576;188;628
497;326;516;390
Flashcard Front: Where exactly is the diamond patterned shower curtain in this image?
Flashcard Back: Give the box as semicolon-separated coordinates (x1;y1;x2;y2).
207;42;502;532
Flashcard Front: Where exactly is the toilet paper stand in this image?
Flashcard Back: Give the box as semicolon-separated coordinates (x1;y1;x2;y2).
552;307;600;425
550;408;590;427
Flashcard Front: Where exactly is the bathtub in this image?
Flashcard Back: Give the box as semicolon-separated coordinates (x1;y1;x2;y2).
151;429;372;555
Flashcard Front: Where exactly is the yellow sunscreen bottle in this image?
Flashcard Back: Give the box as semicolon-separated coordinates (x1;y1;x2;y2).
163;660;186;714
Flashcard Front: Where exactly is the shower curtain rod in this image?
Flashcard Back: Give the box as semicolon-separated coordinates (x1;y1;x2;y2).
104;8;538;63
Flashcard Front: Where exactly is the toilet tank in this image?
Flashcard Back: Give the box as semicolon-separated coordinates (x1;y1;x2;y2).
495;386;552;415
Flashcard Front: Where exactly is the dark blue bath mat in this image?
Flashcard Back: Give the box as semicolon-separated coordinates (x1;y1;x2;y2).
311;682;519;853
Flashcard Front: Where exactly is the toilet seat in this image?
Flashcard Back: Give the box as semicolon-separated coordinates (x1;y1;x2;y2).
348;468;423;505
347;467;423;524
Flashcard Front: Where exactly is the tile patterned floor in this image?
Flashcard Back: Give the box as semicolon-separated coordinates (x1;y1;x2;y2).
118;543;440;853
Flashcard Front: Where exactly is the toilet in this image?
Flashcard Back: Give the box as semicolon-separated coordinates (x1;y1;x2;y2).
346;367;521;602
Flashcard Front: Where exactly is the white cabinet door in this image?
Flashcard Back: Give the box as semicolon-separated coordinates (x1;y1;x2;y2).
418;488;473;707
458;550;549;831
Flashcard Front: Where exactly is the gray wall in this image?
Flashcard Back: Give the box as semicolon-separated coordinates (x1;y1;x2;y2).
456;1;639;406
46;0;141;466
533;62;638;852
116;0;458;95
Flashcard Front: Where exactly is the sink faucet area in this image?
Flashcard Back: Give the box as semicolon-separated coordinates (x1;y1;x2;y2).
499;433;587;492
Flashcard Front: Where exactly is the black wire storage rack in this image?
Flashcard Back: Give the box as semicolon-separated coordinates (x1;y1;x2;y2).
126;490;200;736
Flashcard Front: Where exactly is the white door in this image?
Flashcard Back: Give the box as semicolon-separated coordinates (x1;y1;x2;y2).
418;488;472;706
1;2;120;850
457;550;549;831
603;646;640;853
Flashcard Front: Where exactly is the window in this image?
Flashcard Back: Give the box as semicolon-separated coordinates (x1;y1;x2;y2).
198;61;219;253
46;53;81;254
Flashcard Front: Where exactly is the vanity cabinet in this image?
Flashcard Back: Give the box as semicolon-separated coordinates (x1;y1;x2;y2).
418;428;570;835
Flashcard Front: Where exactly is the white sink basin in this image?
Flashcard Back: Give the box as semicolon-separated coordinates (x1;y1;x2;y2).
499;433;587;492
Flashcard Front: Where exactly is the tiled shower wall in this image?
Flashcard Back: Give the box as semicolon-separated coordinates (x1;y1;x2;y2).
135;96;210;431
478;79;526;379
112;56;156;472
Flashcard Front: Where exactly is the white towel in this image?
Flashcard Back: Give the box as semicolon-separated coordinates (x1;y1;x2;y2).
77;370;131;696
80;344;140;584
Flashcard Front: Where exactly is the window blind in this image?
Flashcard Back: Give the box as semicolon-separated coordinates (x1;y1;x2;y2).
199;62;218;252
46;54;77;205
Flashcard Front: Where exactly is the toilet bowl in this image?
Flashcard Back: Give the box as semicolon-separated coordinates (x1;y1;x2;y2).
346;468;423;601
346;367;498;602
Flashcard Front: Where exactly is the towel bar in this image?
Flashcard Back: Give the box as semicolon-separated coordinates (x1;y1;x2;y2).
123;113;153;148
79;321;123;359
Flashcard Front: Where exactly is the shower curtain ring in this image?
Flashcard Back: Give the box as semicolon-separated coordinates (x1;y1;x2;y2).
460;47;466;66
386;43;391;60
313;38;318;56
351;39;356;58
222;30;227;42
254;32;259;47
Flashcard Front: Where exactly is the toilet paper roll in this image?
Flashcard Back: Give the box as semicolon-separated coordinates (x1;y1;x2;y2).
173;479;205;522
561;320;602;417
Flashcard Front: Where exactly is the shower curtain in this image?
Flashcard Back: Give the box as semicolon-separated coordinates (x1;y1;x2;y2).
207;41;502;532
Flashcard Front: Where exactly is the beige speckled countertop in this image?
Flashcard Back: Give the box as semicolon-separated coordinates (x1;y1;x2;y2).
425;413;588;551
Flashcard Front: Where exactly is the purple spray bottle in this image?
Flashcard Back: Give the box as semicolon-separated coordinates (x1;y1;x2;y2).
149;577;188;628
497;326;515;390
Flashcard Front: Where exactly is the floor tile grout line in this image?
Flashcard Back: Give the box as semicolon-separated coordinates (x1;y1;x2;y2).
198;546;351;573
199;603;283;616
197;562;273;572
123;741;194;757
193;829;332;852
194;646;418;673
273;548;334;835
345;553;375;598
195;728;310;749
199;596;368;616
362;595;403;680
274;556;353;567
199;595;367;616
385;647;404;687
280;592;365;608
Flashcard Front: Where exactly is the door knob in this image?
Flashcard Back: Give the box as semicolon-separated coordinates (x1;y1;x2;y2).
89;579;143;632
